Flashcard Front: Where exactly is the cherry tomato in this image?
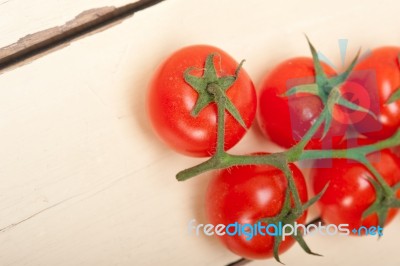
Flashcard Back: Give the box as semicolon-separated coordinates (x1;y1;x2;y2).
257;57;348;149
311;141;400;232
349;47;400;140
205;156;308;259
147;45;256;157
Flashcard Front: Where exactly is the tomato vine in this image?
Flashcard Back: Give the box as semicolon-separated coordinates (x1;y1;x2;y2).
175;39;400;262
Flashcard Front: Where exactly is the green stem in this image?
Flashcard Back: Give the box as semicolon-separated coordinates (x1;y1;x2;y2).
288;107;329;161
177;153;286;181
207;83;226;156
177;129;400;181
281;164;303;210
299;129;400;161
361;159;393;196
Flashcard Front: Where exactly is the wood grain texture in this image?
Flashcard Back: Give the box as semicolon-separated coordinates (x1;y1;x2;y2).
0;0;165;70
0;0;136;48
0;0;400;265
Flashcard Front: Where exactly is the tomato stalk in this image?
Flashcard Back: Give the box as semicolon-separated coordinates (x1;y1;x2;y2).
287;107;329;161
207;83;227;157
177;123;400;182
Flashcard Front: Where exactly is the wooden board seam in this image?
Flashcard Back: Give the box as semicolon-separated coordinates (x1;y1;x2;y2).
0;0;165;73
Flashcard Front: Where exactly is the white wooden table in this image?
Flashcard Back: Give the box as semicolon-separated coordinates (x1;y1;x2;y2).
0;0;399;265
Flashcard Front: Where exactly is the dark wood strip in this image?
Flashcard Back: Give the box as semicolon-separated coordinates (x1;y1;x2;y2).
0;0;165;71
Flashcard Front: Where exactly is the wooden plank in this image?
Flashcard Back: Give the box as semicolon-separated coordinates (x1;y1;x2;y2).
0;0;164;70
0;0;400;265
0;0;137;48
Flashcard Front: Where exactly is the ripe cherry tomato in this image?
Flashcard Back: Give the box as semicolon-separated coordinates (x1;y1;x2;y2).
147;45;256;157
311;142;400;231
349;47;400;140
257;57;348;149
205;157;308;259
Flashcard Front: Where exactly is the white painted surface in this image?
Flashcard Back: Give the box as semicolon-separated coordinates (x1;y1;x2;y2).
0;0;399;265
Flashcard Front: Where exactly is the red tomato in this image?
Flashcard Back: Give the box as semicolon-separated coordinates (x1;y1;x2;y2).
257;57;348;149
311;144;400;232
147;45;256;157
205;157;308;259
349;47;400;140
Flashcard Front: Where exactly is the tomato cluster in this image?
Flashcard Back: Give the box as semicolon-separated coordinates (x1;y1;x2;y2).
147;44;400;261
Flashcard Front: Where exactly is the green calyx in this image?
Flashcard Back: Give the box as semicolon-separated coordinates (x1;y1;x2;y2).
259;167;329;263
362;177;400;231
283;36;375;140
184;53;247;129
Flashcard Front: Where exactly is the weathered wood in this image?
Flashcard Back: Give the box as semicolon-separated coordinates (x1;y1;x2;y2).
0;0;164;70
